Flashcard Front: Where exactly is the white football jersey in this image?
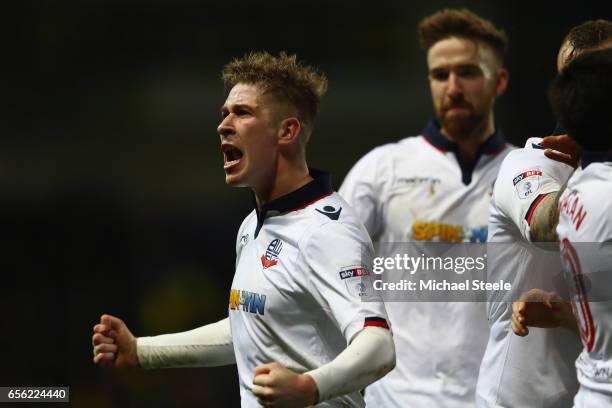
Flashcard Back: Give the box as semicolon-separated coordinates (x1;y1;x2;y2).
340;121;512;407
557;161;612;407
476;138;581;407
230;169;390;408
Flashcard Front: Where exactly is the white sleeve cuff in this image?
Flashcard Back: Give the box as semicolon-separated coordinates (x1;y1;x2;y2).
136;317;235;369
306;326;395;403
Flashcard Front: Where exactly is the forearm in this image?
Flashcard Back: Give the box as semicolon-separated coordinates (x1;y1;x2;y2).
305;326;395;403
530;191;561;242
530;174;573;242
137;317;235;369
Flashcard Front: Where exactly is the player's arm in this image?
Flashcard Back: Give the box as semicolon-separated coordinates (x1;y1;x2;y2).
511;289;577;337
306;326;394;402
529;189;564;242
92;314;235;369
530;135;580;242
251;327;394;408
251;222;395;407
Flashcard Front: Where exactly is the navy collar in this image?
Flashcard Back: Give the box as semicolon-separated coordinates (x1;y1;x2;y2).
252;168;333;238
581;150;612;168
422;119;507;185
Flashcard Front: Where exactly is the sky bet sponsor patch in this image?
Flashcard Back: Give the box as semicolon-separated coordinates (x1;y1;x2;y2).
339;266;374;298
339;267;370;280
513;168;542;199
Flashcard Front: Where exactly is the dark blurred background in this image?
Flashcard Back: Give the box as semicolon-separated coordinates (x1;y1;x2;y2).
2;1;610;406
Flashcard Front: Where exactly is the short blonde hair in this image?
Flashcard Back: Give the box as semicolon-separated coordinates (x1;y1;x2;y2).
222;51;328;141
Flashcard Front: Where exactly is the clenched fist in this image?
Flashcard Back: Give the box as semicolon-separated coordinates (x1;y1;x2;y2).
92;314;139;368
252;362;318;407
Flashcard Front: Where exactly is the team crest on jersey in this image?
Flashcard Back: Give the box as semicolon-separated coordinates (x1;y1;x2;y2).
339;266;373;298
261;238;283;269
513;168;542;199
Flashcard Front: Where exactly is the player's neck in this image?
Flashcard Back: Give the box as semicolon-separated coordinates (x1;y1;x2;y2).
254;158;312;209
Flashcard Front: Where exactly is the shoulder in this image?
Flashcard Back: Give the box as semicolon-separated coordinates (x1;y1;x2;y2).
495;142;518;159
559;164;612;240
298;193;372;248
497;145;573;187
342;136;427;184
491;145;571;222
351;136;425;166
569;164;612;215
349;142;397;167
572;162;612;185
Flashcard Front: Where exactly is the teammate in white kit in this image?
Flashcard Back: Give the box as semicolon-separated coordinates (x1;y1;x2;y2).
91;52;395;408
476;20;612;407
340;9;511;407
521;48;612;407
477;135;581;407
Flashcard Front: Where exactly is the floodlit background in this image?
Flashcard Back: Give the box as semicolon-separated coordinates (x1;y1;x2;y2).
3;1;610;406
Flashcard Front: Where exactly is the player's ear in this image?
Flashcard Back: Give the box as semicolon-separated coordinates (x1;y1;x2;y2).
495;68;509;96
277;117;302;147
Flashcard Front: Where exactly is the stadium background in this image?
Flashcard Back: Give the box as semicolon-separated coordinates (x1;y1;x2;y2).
3;1;610;406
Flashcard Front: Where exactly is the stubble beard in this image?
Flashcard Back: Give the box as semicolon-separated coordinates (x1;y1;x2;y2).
441;109;487;142
439;92;495;142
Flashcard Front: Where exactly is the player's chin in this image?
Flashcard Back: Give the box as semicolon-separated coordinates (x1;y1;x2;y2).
224;159;249;185
224;168;249;187
225;174;243;186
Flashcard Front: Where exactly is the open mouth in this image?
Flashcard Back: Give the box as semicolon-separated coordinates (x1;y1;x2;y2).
221;144;244;169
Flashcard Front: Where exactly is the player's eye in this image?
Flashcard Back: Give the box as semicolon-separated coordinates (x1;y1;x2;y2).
430;70;449;81
456;66;482;79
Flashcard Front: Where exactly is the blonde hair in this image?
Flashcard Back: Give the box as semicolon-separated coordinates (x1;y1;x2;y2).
222;51;328;141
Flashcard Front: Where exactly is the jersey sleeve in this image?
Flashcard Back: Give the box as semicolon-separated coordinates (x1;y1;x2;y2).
339;147;389;239
137;318;235;368
492;147;574;241
298;221;390;343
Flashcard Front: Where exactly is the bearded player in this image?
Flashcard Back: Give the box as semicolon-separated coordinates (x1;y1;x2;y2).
340;9;511;407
